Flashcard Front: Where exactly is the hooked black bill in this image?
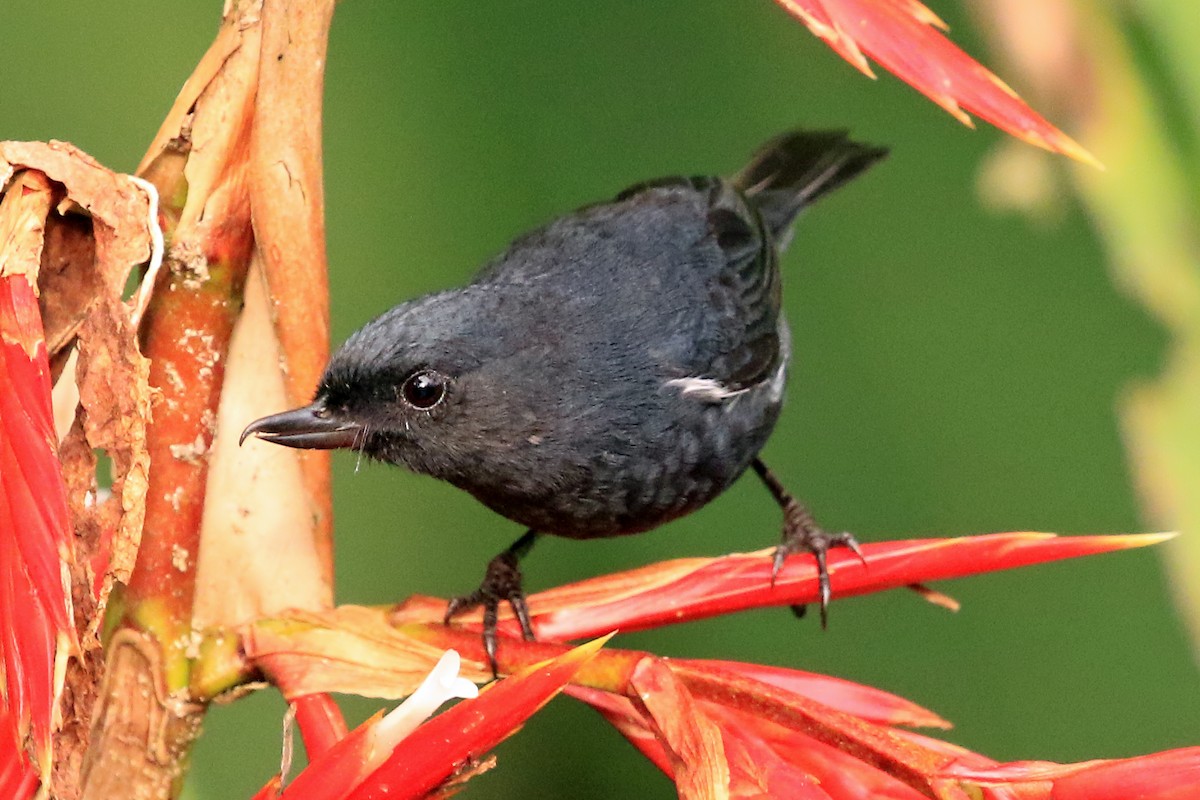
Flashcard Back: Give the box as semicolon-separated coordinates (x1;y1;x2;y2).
239;404;364;450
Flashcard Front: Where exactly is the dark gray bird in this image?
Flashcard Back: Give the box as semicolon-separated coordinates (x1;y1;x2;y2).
242;129;887;672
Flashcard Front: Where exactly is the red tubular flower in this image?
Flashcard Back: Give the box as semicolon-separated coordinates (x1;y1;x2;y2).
291;694;348;761
773;0;1100;166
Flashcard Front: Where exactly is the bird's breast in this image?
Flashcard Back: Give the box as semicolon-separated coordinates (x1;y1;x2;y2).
457;365;785;539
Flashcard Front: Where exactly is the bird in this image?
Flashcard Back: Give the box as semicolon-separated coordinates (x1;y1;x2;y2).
241;129;887;674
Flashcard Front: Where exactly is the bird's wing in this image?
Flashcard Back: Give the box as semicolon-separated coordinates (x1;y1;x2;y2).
633;131;885;395
471;174;784;398
617;176;784;395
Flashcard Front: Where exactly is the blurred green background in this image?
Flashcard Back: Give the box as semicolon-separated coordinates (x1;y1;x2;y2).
5;1;1197;797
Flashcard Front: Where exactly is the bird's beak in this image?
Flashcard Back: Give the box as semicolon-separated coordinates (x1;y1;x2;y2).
239;404;364;450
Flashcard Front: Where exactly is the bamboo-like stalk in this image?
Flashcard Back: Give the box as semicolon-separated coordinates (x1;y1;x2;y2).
80;1;337;796
80;47;257;800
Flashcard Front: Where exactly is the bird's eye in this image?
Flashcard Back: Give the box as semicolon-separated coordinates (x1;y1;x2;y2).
401;370;447;410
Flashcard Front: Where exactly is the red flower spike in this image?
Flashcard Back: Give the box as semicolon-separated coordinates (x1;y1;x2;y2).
942;747;1200;800
314;534;1180;800
0;171;78;782
773;0;1101;167
476;533;1171;641
628;658;731;800
292;694;348;760
737;708;943;800
678;659;950;729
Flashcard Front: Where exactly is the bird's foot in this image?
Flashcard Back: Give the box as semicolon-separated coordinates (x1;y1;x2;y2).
770;499;864;628
444;545;536;679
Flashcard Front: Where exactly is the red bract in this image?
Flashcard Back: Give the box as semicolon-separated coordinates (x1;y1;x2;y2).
0;172;77;783
568;655;1039;799
943;747;1200;800
569;657;960;799
773;0;1100;166
676;660;949;729
715;713;836;798
704;702;925;800
410;532;1171;641
574;655;1200;799
627;658;731;798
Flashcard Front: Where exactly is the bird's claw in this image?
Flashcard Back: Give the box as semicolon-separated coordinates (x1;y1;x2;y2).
771;511;863;628
444;548;536;679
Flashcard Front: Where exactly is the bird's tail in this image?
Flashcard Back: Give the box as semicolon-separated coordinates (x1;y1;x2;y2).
733;129;887;242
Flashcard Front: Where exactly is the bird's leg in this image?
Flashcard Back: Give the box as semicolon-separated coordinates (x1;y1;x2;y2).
751;457;864;627
444;529;540;677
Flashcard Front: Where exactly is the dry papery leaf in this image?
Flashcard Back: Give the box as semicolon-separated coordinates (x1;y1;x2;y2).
1;140;155;797
2;141;153;624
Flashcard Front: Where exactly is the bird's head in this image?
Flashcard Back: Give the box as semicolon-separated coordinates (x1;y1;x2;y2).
240;290;508;477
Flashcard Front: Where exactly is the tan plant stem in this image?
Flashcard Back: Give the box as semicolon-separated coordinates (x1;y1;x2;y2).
80;0;337;795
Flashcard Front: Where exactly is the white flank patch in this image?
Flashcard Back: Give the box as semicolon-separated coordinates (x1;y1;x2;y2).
766;355;787;404
666;376;748;402
668;321;791;404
